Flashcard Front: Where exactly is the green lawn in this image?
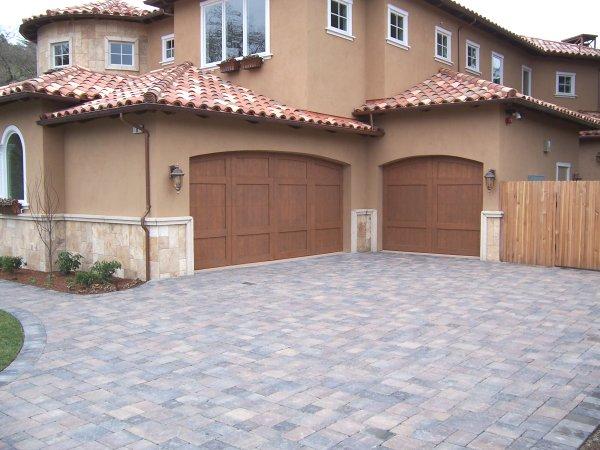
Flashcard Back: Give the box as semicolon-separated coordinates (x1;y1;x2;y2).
0;310;24;371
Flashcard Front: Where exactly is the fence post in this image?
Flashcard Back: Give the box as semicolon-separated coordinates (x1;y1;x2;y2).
480;211;504;262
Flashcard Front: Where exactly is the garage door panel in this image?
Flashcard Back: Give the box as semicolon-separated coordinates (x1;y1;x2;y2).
276;184;308;229
314;185;341;226
191;153;343;269
386;185;428;223
195;237;228;269
436;184;481;227
232;155;270;178
384;156;482;257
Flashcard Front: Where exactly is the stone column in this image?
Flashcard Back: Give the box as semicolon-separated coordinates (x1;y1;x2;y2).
351;209;378;253
480;211;503;262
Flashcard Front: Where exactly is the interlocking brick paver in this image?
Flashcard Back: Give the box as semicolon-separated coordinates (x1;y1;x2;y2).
1;253;599;449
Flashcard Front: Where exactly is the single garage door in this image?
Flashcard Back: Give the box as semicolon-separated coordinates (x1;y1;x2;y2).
190;152;343;269
383;156;483;256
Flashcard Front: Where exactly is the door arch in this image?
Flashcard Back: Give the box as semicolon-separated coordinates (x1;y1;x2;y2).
383;156;483;256
190;152;344;269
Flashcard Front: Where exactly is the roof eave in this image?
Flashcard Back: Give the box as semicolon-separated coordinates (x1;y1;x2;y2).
0;92;83;106
37;103;384;137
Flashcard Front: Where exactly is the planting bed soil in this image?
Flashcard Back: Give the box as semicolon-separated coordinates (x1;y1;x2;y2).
0;268;143;294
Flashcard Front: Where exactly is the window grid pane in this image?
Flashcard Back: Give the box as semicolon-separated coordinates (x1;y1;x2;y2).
6;134;24;201
52;42;70;67
330;0;348;32
390;12;404;42
467;45;477;69
436;33;448;58
109;42;134;67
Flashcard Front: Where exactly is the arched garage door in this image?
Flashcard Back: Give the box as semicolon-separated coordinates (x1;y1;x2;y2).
190;152;343;269
383;156;483;256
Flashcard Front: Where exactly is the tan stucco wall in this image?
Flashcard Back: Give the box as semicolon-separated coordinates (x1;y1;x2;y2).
579;139;600;180
147;17;175;71
36;20;149;75
499;109;584;182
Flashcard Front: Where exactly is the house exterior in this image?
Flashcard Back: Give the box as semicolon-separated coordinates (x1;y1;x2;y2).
0;0;599;280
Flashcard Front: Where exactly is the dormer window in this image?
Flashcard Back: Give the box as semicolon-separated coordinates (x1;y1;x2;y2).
201;0;269;68
51;41;70;68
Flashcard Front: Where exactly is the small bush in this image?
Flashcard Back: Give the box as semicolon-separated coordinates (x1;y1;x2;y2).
0;256;23;273
57;251;83;275
90;260;121;283
74;270;101;287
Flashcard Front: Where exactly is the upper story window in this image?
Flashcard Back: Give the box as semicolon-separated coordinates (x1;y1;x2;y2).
465;40;480;73
162;34;175;63
106;38;138;71
51;41;70;68
387;5;409;49
0;126;26;204
491;52;504;84
435;26;452;63
556;72;576;97
201;0;269;67
327;0;353;40
522;66;532;96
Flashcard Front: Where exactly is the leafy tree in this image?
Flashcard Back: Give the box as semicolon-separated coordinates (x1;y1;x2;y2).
0;31;36;85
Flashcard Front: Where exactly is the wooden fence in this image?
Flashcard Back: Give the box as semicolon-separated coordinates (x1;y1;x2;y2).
500;181;600;271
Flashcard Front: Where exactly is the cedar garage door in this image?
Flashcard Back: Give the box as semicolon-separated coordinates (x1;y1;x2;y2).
383;156;483;256
190;152;343;269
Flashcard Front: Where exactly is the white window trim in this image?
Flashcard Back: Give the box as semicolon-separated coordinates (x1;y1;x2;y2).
521;65;532;96
465;40;480;74
491;51;504;84
0;125;27;205
161;33;175;64
105;37;139;71
386;4;409;50
556;162;572;181
434;26;452;64
200;0;272;69
555;71;576;97
327;0;355;41
49;38;72;69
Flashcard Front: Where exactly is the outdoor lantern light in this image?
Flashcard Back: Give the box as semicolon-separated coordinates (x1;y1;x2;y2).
484;169;497;191
169;165;185;193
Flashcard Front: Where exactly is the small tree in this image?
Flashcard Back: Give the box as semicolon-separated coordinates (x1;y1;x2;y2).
28;171;60;277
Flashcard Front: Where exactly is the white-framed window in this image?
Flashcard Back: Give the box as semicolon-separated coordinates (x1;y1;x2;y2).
556;72;576;97
522;65;532;96
0;126;27;204
556;162;571;181
387;5;408;49
201;0;270;67
465;40;480;73
161;34;175;63
51;40;71;68
105;37;138;71
327;0;353;40
434;26;452;63
491;52;504;84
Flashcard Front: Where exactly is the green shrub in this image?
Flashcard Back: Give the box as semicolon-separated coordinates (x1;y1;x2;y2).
56;251;83;275
0;256;23;273
90;260;121;283
74;270;101;287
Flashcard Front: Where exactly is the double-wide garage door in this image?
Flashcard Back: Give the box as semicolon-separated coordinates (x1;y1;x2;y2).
191;153;343;269
383;156;483;256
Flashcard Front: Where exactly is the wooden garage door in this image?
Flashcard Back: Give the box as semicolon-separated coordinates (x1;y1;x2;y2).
383;156;483;256
190;153;343;269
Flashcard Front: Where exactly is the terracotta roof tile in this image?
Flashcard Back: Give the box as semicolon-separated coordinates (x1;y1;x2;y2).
523;37;600;58
20;0;164;41
354;68;600;129
14;63;379;135
579;112;600;139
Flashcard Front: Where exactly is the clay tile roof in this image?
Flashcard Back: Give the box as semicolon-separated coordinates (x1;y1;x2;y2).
522;37;600;58
0;66;130;102
32;62;379;135
354;68;600;129
579;112;600;139
20;0;164;42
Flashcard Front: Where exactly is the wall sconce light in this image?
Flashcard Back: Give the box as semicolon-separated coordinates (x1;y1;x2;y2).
543;139;552;154
596;152;600;163
169;165;185;193
484;169;497;191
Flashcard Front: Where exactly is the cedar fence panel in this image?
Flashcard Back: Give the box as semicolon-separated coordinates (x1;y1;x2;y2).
500;181;600;271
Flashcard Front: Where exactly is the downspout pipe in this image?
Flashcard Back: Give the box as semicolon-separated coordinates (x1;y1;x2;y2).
119;113;151;282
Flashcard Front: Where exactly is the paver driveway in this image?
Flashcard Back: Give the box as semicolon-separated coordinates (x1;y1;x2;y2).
0;253;599;450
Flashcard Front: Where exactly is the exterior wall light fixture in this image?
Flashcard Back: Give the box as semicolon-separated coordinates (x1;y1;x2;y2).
484;169;497;191
169;165;185;193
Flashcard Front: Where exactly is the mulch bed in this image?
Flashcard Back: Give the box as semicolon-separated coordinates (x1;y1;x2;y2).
0;268;143;295
581;425;600;450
